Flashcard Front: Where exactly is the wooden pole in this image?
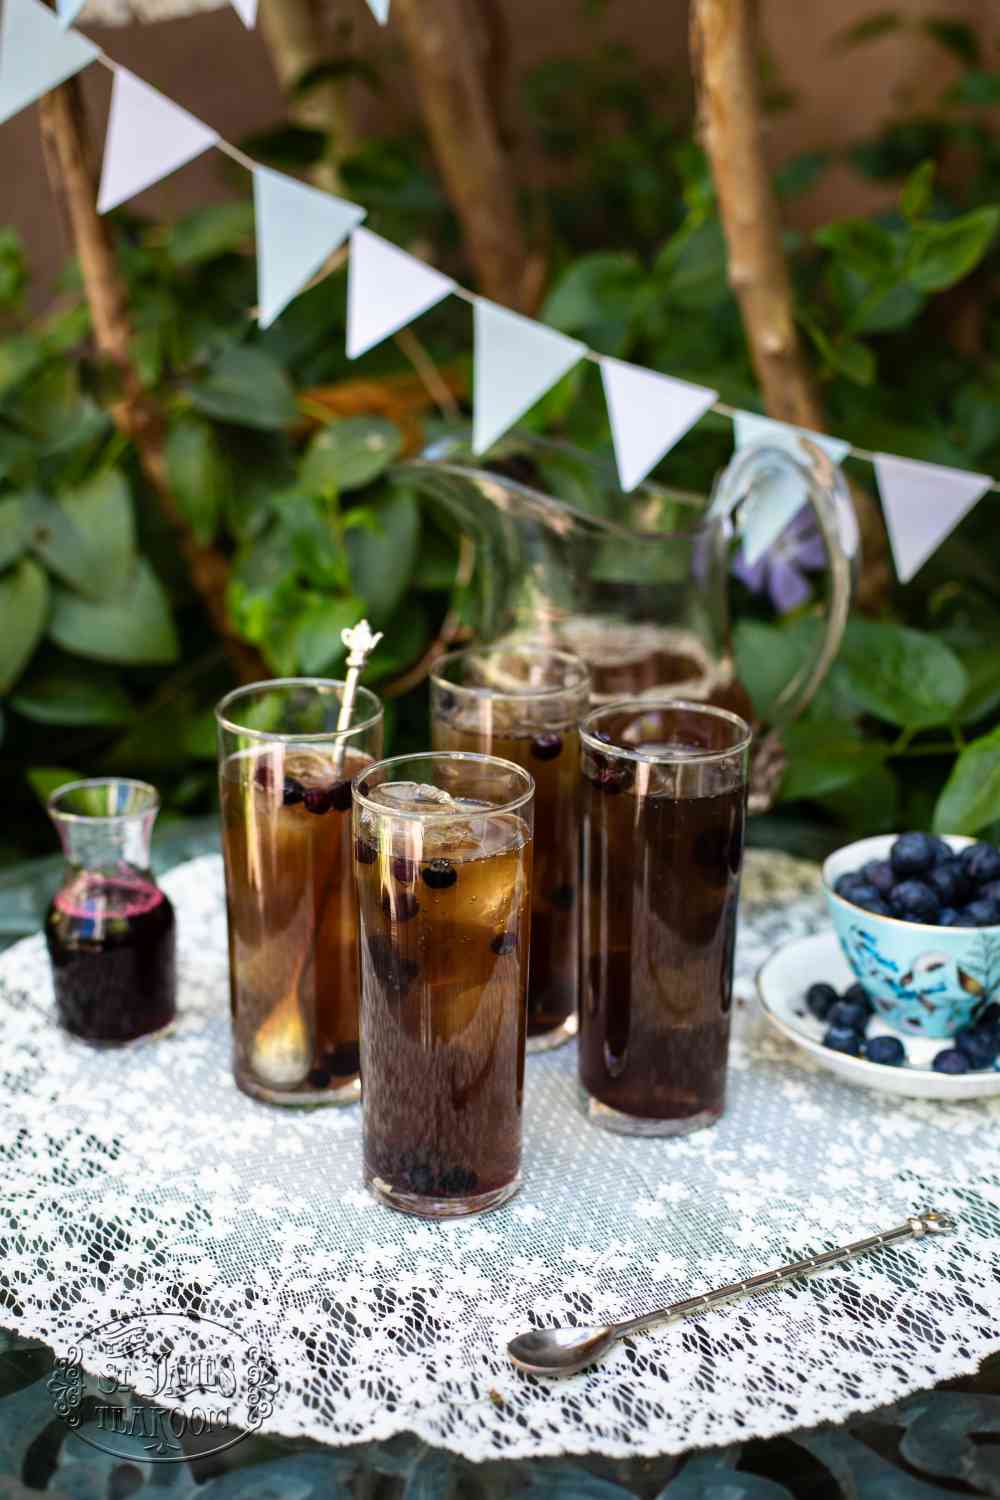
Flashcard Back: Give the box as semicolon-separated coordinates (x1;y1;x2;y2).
37;76;266;680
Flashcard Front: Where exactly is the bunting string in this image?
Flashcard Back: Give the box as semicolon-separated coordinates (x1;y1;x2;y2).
2;0;999;586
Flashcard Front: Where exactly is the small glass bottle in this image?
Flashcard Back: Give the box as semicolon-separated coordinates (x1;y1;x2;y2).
45;778;176;1045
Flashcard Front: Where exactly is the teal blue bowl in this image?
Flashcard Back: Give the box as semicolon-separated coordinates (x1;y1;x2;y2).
822;834;1000;1040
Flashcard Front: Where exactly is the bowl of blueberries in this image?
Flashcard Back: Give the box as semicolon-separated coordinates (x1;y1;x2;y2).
823;831;1000;1042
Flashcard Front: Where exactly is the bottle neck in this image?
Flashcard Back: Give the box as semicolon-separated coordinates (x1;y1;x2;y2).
51;810;156;877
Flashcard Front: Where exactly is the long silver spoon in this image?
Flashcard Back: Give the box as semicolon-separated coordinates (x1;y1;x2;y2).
507;1209;955;1377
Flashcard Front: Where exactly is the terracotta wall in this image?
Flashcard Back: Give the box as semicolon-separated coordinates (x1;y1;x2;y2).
3;0;999;305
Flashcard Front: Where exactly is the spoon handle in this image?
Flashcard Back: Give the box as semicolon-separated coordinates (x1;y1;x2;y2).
618;1209;955;1337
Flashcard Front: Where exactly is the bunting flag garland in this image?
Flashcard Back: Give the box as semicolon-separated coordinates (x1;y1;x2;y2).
472;300;586;456
254;167;365;330
229;0;258;27
56;0;88;28
0;0;98;126
733;411;852;566
600;358;717;493
874;453;992;583
346;228;455;359
98;69;219;215
366;0;390;21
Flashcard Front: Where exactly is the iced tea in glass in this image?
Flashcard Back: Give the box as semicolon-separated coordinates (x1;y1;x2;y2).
353;752;533;1217
431;646;589;1050
216;679;383;1105
579;700;750;1136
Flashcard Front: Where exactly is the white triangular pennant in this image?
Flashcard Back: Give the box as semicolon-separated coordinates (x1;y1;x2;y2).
56;0;87;27
230;0;257;25
733;411;852;565
0;0;98;125
254;167;365;329
473;300;586;455
366;0;389;20
874;452;992;583
97;69;219;215
346;227;455;359
600;358;717;492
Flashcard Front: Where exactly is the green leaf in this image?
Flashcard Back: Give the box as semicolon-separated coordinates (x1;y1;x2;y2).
0;335;45;401
346;485;420;620
901;159;935;220
0;558;48;693
838;619;967;728
0;496;25;571
834;11;901;47
956;646;1000;724
542;251;644;353
60;471;136;597
820;762;900;834
301;418;403;494
814;219;897;276
905;207;1000;292
775;151;830;199
189;347;298;430
950;70;1000;106
923;18;980;66
934;724;1000;835
292;594;366;675
733;618;823;724
779;723;889;802
273;489;349;590
11;669;132;726
166;200;254;265
165;415;228;545
27;766;80;805
800;317;875;386
0;227;26;308
843;280;925;335
49;559;178;665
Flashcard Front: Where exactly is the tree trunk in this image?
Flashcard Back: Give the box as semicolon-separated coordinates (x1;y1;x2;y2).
37;77;266;681
258;0;358;195
392;0;543;313
690;0;890;607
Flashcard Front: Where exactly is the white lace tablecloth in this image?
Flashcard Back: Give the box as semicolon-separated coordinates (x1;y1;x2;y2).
2;851;999;1460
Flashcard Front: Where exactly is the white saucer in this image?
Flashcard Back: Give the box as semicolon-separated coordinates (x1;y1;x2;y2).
757;930;1000;1101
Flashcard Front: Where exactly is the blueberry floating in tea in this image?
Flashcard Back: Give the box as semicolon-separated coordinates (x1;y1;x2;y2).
329;780;353;813
531;733;563;762
422;859;458;890
491;930;518;955
382;888;420;922
391;856;417;885
282;776;305;807
304;785;335;815
355;838;378;865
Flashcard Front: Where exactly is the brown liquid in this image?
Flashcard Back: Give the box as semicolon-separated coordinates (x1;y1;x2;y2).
356;803;531;1208
579;749;745;1125
433;719;578;1038
221;746;370;1100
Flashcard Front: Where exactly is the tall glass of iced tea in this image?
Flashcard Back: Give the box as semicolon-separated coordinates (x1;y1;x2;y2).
579;700;751;1136
431;646;590;1051
216;679;383;1105
353;752;534;1217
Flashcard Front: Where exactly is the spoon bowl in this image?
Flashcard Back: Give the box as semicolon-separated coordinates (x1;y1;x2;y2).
507;1325;620;1376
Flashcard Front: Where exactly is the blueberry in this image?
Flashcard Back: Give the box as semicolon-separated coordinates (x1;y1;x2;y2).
938;908;960;926
834;873;865;899
438;1165;478;1195
303;785;334;815
980;881;1000;904
928;836;954;865
856;894;892;916
861;859;895;896
329;779;353;813
805;982;839;1021
961;843;1000;886
326;1041;361;1076
956;898;1000;928
889;880;939;924
828;999;869;1032
391;855;417;884
307;1065;332;1089
551;884;575;912
927;860;971;908
406;1163;437;1196
531;733;563;762
282;776;305;807
354;838;377;865
254;761;276;793
977;1002;1000;1029
491;930;518;955
366;934;419;993
890;833;938;878
422;859;458;890
587;761;634;795
382;888;420;922
865;1035;906;1066
437;689;456;715
824;1025;862;1056
954;1024;999;1069
839;881;883;910
932;1047;970;1075
844;982;874;1013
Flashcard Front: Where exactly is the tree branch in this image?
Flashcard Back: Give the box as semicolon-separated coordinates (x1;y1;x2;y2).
258;0;358;195
37;76;267;681
391;0;544;313
690;0;890;607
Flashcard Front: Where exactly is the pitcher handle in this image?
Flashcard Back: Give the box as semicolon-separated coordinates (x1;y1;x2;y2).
709;439;859;726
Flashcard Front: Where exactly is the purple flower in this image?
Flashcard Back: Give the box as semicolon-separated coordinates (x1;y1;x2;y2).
732;505;827;613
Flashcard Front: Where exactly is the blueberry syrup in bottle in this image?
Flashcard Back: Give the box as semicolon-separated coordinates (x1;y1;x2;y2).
45;778;176;1045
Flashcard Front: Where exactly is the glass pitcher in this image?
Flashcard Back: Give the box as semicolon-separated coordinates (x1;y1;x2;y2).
46;778;176;1045
399;433;857;739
